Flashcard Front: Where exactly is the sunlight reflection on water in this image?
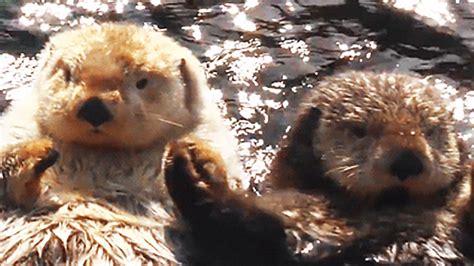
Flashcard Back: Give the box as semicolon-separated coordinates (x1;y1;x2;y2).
384;0;456;26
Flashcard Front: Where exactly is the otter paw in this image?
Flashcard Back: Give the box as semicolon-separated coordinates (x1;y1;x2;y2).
164;137;230;211
0;138;58;208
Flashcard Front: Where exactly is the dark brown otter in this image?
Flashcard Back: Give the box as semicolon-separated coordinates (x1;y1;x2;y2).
165;72;472;265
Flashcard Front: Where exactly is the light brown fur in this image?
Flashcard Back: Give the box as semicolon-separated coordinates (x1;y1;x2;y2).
36;24;202;149
0;23;242;264
0;139;55;209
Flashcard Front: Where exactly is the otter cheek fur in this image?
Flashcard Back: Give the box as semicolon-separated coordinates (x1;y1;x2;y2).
317;113;457;197
36;43;196;149
312;75;460;199
0;23;244;264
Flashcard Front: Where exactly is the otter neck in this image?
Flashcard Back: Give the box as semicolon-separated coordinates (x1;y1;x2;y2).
48;140;169;204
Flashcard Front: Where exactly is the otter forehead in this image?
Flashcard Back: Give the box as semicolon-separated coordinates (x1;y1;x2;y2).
314;72;452;126
45;23;183;79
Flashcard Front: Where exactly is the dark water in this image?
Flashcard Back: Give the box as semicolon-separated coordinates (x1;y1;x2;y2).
0;0;473;181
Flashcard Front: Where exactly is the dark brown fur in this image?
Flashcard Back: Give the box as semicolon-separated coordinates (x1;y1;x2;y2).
165;72;473;265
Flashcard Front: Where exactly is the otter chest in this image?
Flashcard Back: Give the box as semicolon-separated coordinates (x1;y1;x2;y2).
44;144;170;214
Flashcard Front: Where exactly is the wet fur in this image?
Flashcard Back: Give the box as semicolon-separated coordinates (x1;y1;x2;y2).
165;72;473;264
0;23;242;264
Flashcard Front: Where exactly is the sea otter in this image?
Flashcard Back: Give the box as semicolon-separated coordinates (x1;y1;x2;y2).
0;23;243;264
164;71;472;265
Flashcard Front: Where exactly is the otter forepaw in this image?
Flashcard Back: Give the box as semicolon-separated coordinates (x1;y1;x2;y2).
0;138;58;209
164;137;230;211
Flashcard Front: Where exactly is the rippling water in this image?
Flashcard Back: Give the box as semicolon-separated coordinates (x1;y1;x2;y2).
0;0;473;182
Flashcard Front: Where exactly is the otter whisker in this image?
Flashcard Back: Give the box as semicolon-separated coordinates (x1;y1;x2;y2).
339;164;359;173
145;114;184;128
325;167;343;175
346;172;356;179
325;164;359;176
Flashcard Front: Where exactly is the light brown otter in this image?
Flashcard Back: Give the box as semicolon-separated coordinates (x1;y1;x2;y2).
164;71;472;265
0;23;243;264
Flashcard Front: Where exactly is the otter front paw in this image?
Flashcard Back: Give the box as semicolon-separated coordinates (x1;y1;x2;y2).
164;137;230;217
165;138;292;264
0;139;58;209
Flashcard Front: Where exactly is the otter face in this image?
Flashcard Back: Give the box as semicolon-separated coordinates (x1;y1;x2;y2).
313;72;460;197
34;24;205;149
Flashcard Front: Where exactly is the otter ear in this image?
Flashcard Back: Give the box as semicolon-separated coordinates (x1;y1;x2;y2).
292;106;322;147
269;105;323;189
179;58;203;113
308;107;322;126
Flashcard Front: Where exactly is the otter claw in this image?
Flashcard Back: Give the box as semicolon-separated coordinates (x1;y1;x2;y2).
166;137;228;187
34;149;59;176
165;137;231;215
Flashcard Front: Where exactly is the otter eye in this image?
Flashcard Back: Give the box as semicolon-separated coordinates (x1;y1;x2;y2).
136;78;148;90
350;124;367;138
425;127;437;137
63;68;71;83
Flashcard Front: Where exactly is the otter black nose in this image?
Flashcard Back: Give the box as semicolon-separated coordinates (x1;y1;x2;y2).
389;150;424;181
77;97;112;127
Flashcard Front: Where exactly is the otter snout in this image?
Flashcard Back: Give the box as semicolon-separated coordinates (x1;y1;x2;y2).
388;150;424;181
77;97;113;127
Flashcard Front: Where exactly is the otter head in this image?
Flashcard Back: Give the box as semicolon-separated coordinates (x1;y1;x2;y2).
34;23;206;149
312;72;461;200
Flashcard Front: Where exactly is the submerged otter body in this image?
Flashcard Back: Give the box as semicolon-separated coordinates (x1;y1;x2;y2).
164;72;472;265
0;23;243;264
